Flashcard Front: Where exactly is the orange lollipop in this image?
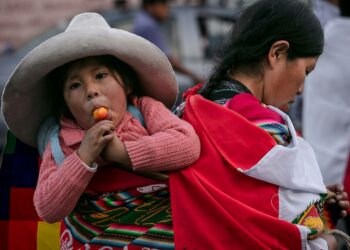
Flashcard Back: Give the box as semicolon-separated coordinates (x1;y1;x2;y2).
92;107;108;121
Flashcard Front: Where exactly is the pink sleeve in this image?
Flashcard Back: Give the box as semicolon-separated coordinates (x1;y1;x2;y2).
125;96;200;172
33;143;96;223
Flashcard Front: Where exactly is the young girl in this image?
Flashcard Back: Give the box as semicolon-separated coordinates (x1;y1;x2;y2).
2;13;200;249
172;0;349;249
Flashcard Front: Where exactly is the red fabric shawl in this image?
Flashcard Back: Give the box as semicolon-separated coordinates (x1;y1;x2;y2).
343;155;350;214
169;95;302;249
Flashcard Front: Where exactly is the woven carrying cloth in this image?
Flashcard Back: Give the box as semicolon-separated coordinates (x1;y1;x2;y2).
0;131;174;250
61;185;173;249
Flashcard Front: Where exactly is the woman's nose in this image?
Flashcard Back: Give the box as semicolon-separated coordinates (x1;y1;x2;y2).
297;83;304;95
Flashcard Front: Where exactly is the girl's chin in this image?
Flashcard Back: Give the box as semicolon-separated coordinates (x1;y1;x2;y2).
76;120;92;130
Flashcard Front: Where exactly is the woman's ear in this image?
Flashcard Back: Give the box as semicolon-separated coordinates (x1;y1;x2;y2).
267;40;290;68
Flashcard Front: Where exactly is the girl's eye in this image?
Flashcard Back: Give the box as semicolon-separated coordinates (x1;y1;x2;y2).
69;82;81;90
96;72;107;80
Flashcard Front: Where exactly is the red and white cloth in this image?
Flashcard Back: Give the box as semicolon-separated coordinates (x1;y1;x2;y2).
170;95;328;249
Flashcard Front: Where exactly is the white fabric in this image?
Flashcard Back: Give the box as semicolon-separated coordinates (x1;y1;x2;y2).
279;187;324;223
305;238;328;250
243;107;326;195
297;225;329;250
241;107;328;249
303;17;350;185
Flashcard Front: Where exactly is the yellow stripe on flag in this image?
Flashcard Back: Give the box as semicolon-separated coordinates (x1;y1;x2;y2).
37;221;60;249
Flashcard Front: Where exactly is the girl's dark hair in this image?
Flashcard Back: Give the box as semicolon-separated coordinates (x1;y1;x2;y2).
47;55;139;121
200;0;324;97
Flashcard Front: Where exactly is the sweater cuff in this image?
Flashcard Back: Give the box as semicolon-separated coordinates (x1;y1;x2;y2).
61;152;97;186
125;140;152;168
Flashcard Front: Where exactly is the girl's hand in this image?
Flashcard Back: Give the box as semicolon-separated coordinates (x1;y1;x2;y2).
101;135;131;166
326;184;349;219
77;120;115;166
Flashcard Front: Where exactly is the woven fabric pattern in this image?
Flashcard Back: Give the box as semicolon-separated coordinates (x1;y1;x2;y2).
0;131;60;250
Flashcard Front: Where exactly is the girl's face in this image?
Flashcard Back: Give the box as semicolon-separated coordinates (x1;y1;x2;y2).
263;56;317;110
63;58;127;128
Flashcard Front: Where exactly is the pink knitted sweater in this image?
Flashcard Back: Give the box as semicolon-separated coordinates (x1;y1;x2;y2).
34;96;200;223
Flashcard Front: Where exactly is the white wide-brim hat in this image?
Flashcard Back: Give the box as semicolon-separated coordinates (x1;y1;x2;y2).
1;12;178;147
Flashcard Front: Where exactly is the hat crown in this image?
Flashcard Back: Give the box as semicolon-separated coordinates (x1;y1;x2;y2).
66;12;110;31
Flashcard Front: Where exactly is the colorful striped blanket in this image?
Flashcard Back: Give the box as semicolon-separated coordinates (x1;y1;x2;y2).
0;131;175;250
0;131;61;249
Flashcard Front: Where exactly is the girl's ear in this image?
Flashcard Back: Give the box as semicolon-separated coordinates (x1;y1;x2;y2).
267;40;290;68
126;86;133;95
126;86;136;105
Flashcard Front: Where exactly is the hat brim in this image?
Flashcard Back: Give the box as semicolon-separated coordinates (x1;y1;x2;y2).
2;26;178;147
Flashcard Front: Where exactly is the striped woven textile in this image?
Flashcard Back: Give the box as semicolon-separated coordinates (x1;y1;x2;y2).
0;131;174;249
258;122;291;146
0;131;61;250
62;186;173;249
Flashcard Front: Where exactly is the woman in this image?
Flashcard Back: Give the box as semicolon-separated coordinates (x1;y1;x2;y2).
172;0;349;249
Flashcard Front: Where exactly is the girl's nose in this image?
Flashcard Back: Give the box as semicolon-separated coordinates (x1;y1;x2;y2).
87;85;99;100
87;91;98;99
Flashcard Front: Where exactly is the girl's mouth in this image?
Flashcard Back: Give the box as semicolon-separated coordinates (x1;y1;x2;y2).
92;107;108;121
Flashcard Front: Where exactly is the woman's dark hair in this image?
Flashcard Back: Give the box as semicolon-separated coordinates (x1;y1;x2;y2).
200;0;324;97
339;0;350;17
47;55;139;121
